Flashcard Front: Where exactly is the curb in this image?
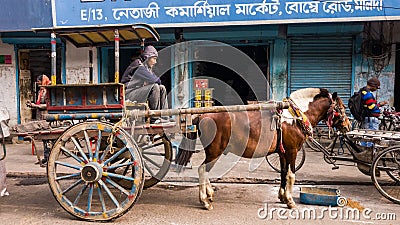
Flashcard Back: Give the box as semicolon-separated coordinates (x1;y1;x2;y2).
7;172;47;178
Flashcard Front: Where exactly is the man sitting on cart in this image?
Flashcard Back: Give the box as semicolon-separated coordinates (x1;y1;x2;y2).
121;46;171;123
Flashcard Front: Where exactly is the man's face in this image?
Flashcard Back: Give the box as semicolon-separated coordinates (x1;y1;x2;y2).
146;57;157;68
370;86;379;92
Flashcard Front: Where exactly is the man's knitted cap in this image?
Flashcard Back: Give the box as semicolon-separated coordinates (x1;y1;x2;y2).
367;77;380;89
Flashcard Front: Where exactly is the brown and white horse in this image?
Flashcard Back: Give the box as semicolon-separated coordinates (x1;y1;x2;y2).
193;88;351;210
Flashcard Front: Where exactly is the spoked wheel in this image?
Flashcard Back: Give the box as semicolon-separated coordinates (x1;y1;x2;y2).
266;144;306;173
305;139;321;152
371;145;400;204
135;133;172;189
47;122;144;221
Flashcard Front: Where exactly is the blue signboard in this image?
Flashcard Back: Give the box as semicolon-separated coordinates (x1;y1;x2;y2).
0;0;52;31
53;0;399;28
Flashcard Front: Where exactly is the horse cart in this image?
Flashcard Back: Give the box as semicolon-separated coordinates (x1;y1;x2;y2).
0;23;297;221
14;82;288;221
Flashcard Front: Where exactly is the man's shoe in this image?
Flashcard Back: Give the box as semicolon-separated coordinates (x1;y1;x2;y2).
40;158;48;167
150;117;166;124
151;117;175;124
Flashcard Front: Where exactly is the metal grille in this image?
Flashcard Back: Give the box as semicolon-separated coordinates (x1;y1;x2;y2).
289;37;353;106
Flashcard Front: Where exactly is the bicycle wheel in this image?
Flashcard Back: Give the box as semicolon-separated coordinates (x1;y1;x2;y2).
352;120;363;130
305;139;321;152
266;144;306;173
379;117;395;131
371;145;400;204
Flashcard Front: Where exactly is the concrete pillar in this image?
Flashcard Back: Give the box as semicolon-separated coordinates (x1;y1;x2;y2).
172;42;190;108
271;38;288;100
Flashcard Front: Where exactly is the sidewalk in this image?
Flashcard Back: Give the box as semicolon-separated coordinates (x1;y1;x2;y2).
2;140;373;185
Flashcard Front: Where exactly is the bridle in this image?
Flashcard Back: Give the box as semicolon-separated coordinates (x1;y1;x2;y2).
326;96;347;129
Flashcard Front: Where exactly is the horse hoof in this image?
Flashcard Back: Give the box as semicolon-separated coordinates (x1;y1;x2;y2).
287;202;296;209
278;196;287;204
205;204;213;210
202;201;213;210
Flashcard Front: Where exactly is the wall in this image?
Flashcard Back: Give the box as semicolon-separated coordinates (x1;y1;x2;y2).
0;39;17;126
65;42;98;84
354;22;396;105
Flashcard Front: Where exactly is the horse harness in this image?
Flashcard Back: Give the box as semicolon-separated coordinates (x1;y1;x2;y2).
274;96;338;154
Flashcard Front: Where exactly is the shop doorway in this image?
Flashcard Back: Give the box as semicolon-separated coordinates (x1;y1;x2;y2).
18;48;62;122
192;44;270;106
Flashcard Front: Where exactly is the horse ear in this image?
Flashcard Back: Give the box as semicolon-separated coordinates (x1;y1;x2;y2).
332;92;338;100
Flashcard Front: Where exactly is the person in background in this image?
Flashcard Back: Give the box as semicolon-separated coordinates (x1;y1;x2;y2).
360;77;388;147
121;46;171;123
361;77;388;128
26;74;52;166
0;107;10;197
26;74;51;114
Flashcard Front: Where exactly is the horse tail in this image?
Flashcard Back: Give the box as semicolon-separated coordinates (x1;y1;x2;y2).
174;116;200;170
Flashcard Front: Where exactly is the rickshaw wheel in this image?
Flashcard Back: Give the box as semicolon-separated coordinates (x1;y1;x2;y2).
266;143;306;172
47;121;144;221
135;134;172;189
371;145;400;204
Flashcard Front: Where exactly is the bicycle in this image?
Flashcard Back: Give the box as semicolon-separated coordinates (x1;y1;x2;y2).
379;106;400;131
305;123;336;152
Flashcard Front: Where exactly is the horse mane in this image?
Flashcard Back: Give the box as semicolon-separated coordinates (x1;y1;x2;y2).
289;88;325;112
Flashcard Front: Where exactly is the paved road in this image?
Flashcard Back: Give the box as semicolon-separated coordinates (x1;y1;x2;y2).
1;142;399;224
4;141;373;184
1;178;399;225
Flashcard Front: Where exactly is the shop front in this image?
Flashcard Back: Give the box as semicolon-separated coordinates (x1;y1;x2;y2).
1;0;399;124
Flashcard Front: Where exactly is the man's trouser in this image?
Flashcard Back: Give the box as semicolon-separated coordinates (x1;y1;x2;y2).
360;117;380;147
125;84;168;110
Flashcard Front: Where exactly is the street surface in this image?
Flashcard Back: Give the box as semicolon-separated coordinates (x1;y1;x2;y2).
1;142;399;224
0;178;399;225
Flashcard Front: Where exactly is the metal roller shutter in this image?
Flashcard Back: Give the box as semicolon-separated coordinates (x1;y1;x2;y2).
289;37;353;105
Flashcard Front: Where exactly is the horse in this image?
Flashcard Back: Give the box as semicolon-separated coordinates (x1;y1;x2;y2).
185;88;351;210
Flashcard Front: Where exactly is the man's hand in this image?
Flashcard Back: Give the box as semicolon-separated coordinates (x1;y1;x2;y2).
379;100;389;106
26;100;33;107
26;100;38;108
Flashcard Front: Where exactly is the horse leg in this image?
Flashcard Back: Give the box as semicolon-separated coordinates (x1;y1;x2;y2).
284;166;296;209
198;160;216;210
205;162;215;203
278;154;287;203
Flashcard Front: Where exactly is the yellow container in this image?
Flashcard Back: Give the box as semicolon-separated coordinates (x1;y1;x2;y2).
194;101;202;108
204;89;213;101
194;89;203;101
204;101;213;108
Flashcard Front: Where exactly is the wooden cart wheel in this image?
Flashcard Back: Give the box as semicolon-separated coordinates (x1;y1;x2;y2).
371;145;400;204
135;134;172;189
47;121;144;221
266;143;306;172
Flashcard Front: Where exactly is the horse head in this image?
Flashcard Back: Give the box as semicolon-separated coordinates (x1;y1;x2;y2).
289;88;351;134
327;92;351;133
